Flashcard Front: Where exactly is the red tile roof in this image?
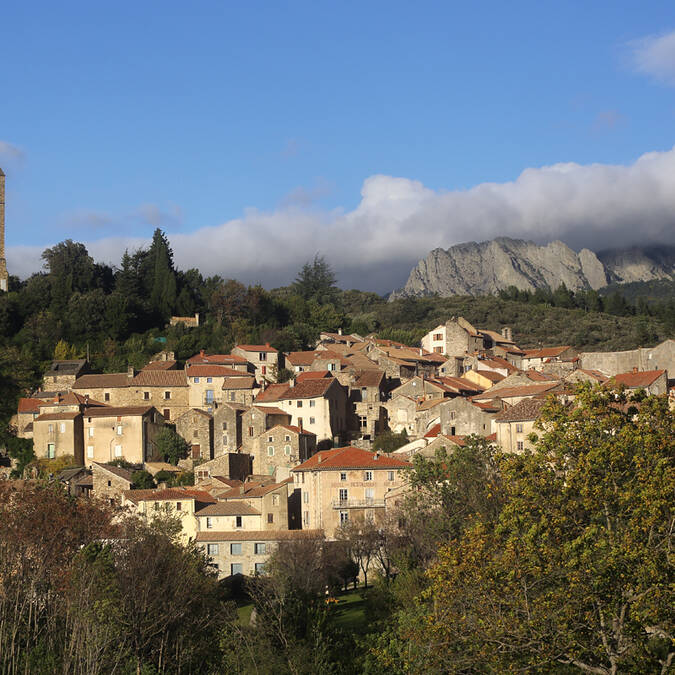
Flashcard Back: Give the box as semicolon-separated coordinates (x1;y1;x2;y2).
142;360;177;371
522;346;573;359
222;376;257;390
131;370;188;387
195;501;260;516
293;446;410;472
295;371;332;382
424;423;441;438
611;369;666;388
73;373;131;389
18;398;44;414
475;370;505;383
234;344;278;353
247;405;289;417
285;351;320;366
187;352;248;365
353;370;385;388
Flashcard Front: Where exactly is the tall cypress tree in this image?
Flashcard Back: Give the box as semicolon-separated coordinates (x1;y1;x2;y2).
147;229;177;319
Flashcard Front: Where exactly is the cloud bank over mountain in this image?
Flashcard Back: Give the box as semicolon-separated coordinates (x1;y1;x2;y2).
7;146;675;294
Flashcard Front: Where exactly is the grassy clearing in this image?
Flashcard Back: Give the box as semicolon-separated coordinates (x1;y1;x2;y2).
329;588;367;632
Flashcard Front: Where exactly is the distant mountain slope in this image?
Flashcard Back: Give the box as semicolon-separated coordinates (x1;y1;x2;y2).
391;237;674;299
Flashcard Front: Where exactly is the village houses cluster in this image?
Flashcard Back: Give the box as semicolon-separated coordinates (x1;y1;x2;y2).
9;318;674;578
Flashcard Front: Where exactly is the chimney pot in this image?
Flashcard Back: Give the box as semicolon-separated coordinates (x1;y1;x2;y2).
200;349;205;357
632;367;638;374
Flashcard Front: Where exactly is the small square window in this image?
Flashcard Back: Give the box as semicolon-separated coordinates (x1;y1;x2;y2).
222;422;227;431
268;435;273;442
254;543;266;555
309;400;316;408
516;423;524;433
176;502;182;511
231;563;243;575
114;445;122;457
207;543;219;556
255;562;266;574
297;400;303;408
194;377;200;383
340;472;347;481
517;441;524;451
104;392;110;402
230;543;242;555
284;435;291;441
164;391;171;400
309;417;315;425
387;471;394;481
143;391;150;400
207;377;212;383
364;470;373;481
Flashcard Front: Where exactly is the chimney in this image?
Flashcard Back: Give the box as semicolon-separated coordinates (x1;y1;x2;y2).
84;394;89;406
338;328;342;335
374;452;380;460
200;349;205;358
501;326;513;342
317;453;322;463
298;418;303;432
289;378;295;388
127;365;136;379
632;366;638;374
194;312;200;326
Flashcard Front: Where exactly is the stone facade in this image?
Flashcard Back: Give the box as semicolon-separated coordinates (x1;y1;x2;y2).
175;409;213;460
213;402;247;455
231;345;279;384
240;406;292;454
251;424;316;479
579;340;674;377
194;453;252;482
33;412;83;463
92;463;133;505
439;397;499;437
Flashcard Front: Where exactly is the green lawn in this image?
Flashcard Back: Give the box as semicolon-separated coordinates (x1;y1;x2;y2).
329;588;367;632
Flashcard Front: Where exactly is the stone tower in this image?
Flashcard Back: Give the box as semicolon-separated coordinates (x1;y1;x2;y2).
0;168;7;291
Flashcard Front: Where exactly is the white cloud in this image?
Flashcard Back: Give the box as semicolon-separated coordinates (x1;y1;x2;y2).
0;141;25;166
629;30;675;85
6;147;675;292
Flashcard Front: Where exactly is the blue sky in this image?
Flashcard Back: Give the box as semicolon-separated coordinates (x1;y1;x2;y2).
1;1;675;291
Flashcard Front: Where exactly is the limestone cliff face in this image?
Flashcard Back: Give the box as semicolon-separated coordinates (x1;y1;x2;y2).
391;238;673;299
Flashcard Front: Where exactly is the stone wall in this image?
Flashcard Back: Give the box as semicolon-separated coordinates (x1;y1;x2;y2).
579;340;674;376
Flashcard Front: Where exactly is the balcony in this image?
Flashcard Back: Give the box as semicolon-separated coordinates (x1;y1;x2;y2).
331;498;385;509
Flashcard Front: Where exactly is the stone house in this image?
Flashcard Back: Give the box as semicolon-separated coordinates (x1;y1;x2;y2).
121;487;217;542
33;411;84;463
72;370;136;406
82;406;165;465
194;453;252;482
610;368;668;396
231;344;279;384
186;365;255;411
463;369;505;390
213;402;248;455
129;370;189;422
384;395;417;436
251;424;317;479
215;479;292;531
254;378;349;446
175;409;213;460
186;350;250;372
520;346;578;371
368;344;442;381
463;354;518;377
291;447;410;538
579;339;675;377
42;359;88;391
57;466;92;497
390;376;449;403
413;398;446;438
285;351;320;373
472;381;565;407
495;398;548;454
439;396;501;437
563;369;608;386
350;370;387;442
221;376;258;406
240;406;292;453
195;529;323;578
16;397;43;439
195;500;263;533
421;317;520;359
92;462;134;505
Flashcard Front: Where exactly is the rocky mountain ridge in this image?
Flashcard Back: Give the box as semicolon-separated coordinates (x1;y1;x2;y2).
391;238;675;299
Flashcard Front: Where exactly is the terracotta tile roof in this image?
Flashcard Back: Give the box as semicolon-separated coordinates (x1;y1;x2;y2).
248;404;289;417
195;501;260;516
218;481;288;498
525;370;559;381
35;411;81;421
195;529;324;542
353;370;385;388
296;371;332;382
437;376;484;394
522;346;573;359
123;487;217;504
285;351;320;366
495;397;548;422
222;376;257;390
475;382;561;400
186;365;247;378
234;344;278;353
131;370;188;387
142;360;177;371
272;424;316;436
437;434;467;446
187;352;248;365
255;378;335;402
486;432;497;441
473;355;518;373
18;398;43;414
575;369;608;382
73;373;131;389
611;369;666;388
92;462;134;482
424;423;441;438
475;370;506;383
416;398;445;411
479;329;516;345
84;406;154;418
293;446;410;472
469;399;502;412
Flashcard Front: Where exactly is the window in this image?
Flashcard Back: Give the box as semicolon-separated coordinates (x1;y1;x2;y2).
116;425;123;435
268;435;273;442
104;392;110;402
194;377;200;383
193;429;199;438
340;472;347;481
328;363;336;371
255;562;266;574
248;426;254;437
297;400;303;408
261;365;267;375
309;399;315;408
144;391;150;400
163;409;170;420
230;543;242;555
309;417;315;425
235;516;242;528
365;487;375;501
229;391;235;401
303;491;309;504
205;517;213;529
364;470;373;481
284;445;291;455
259;352;267;362
207;377;212;383
515;423;524;433
87;445;94;459
267;446;274;456
107;480;111;487
48;424;54;433
297;417;303;427
267;513;274;524
88;426;94;437
340;511;349;525
164;391;171;400
59;422;66;433
450;411;456;420
222;435;228;446
339;488;348;503
47;443;55;459
516;441;524;451
284;435;291;441
231;563;243;575
434;347;443;353
433;332;443;341
114;445;122;457
272;494;279;506
387;471;394;481
205;390;214;403
176;502;182;511
206;543;219;556
222;422;228;431
303;511;310;526
359;416;367;428
254;543;266;555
